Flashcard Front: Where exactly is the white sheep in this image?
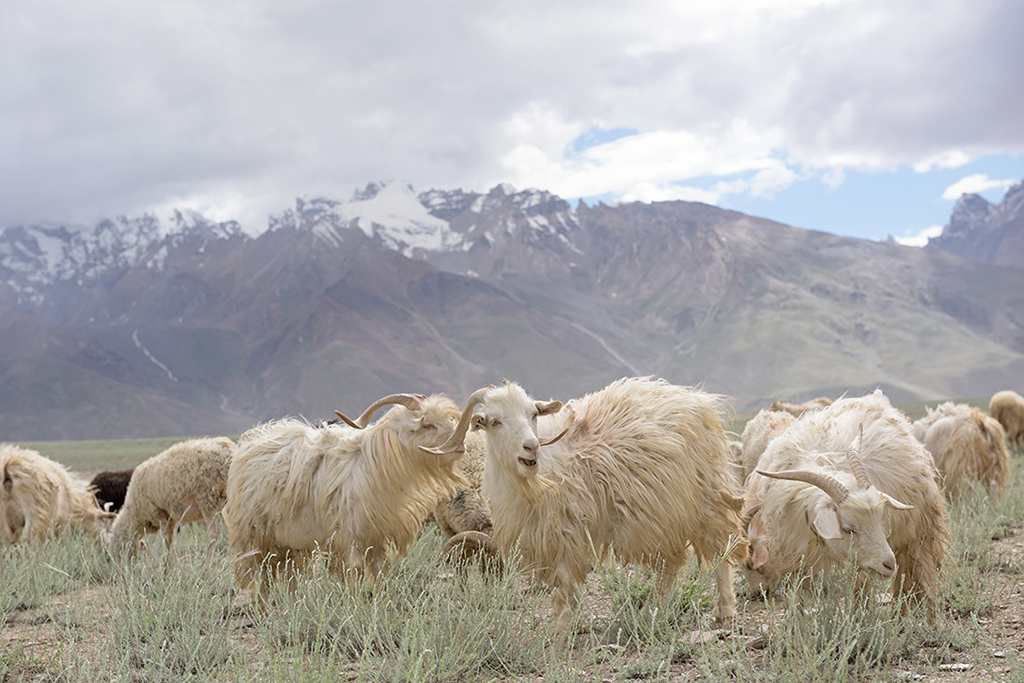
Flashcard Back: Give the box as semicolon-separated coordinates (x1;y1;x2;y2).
0;444;112;545
747;390;949;620
223;392;470;595
913;402;1010;500
108;437;236;559
430;377;747;625
990;390;1024;450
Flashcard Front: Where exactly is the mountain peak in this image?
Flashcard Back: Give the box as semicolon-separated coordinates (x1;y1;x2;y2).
945;193;993;238
927;179;1024;268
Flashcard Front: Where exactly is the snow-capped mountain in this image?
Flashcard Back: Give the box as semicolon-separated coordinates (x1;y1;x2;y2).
269;182;458;255
0;211;244;307
0;181;582;302
1;180;1023;441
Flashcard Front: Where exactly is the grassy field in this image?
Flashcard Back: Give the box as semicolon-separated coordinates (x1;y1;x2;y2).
17;435;241;476
2;410;1023;681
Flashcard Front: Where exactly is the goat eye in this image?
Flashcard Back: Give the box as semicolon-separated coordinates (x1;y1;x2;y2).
843;526;857;535
422;422;437;431
491;419;502;428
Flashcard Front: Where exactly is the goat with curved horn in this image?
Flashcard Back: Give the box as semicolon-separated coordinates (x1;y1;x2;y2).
334;393;427;430
745;390;945;621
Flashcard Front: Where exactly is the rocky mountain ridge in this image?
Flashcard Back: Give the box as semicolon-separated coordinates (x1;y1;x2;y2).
927;179;1024;268
1;181;1023;440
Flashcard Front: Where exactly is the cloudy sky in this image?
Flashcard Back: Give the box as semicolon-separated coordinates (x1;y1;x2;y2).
2;0;1023;245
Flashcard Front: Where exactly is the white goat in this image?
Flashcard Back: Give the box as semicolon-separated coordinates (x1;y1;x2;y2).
223;393;468;595
431;377;746;624
747;390;949;620
108;437;236;559
913;402;1010;500
0;445;112;545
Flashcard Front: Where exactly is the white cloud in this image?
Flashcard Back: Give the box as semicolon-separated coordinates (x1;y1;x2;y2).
941;174;1015;200
500;117;791;203
1;0;1022;229
892;224;943;247
619;183;722;204
912;150;971;173
748;166;799;198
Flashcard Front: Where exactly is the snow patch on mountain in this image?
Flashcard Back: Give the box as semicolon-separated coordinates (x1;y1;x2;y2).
346;182;457;255
272;182;460;257
132;328;179;382
0;212;242;292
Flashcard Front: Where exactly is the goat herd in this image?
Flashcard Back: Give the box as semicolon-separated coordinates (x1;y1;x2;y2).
2;379;1023;631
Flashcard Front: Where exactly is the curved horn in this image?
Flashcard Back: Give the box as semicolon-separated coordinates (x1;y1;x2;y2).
846;424;872;489
421;385;494;455
337;393;427;429
740;503;762;538
539;427;569;447
333;410;361;429
756;468;851;506
880;492;914;510
439;530;499;562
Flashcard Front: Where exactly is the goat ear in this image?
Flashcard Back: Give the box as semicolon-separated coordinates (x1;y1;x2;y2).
471;414;487;431
536;400;562;416
750;541;769;571
747;514;769;570
809;502;843;541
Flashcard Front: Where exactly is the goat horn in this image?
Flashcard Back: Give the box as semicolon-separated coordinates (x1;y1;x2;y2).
846;424;872;489
439;530;499;562
340;393;428;429
756;468;851;506
740;503;762;538
333;410;361;429
540;427;569;447
881;492;914;510
421;385;494;455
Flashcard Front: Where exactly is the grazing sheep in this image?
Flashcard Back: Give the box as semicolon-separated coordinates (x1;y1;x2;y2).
741;409;796;480
224;393;468;595
913;402;1010;500
990;390;1024;449
0;445;112;545
89;468;134;512
431;377;747;624
108;437;235;559
769;397;833;417
747;390;949;621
